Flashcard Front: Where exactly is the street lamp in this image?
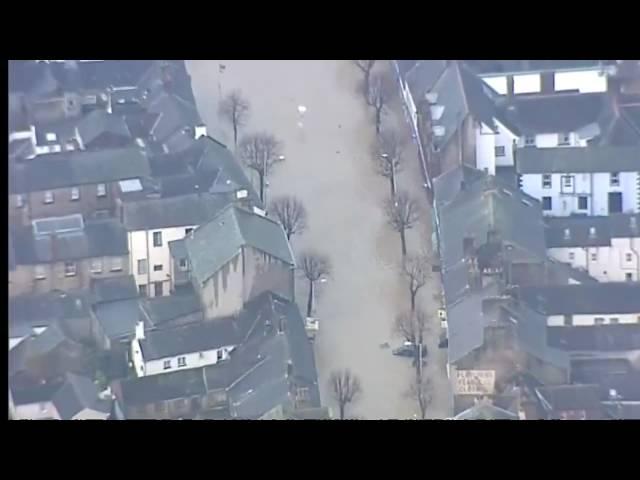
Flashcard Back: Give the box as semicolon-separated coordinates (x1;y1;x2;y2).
380;153;397;198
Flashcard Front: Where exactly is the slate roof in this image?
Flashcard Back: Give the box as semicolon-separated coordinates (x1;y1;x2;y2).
452;400;519;420
10;290;91;339
94;298;141;341
118;367;208;406
464;60;604;75
185;204;294;286
516;145;640;174
9;147;150;193
545;214;640;248
52;373;111;419
10;381;62;406
123;192;232;231
13;218;128;265
405;60;447;102
395;60;420;80
519;283;640;315
593;98;640;147
146;92;202;143
76;109;132;145
544;258;599;285
500;92;606;135
141;288;203;328
536;384;602;417
90;275;139;304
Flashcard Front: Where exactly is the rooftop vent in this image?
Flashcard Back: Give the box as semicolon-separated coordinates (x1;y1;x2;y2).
433;125;446;137
425;92;438;104
563;228;571;240
589;227;597;239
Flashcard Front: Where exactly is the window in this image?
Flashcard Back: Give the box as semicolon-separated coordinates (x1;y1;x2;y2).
139;284;148;296
558;133;571;146
70;187;80;201
626;273;634;282
610;318;620;325
578;196;588;210
179;258;188;271
568;251;575;261
163;359;171;370
45;132;57;142
524;136;535;146
594;317;605;325
185;228;194;236
562;175;573;188
97;183;107;197
153;231;163;247
610;172;620;187
110;257;123;271
154;281;164;297
494;146;506;157
177;356;187;367
43;191;54;204
64;262;77;276
542;174;552;189
90;258;103;273
153;264;163;272
563;315;573;326
15;195;24;208
137;259;148;275
34;265;46;280
542;196;552;211
216;349;224;362
626;253;633;262
591;252;597;262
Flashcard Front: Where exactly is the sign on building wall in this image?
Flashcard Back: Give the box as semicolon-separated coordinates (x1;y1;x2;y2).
455;370;496;395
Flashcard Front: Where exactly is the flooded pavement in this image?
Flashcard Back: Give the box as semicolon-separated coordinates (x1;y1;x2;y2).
187;60;450;419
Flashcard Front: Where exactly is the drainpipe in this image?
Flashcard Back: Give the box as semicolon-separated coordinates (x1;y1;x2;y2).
590;173;595;215
145;230;151;294
630;237;640;281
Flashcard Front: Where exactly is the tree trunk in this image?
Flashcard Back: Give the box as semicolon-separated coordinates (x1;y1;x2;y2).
259;173;265;203
390;166;396;197
286;230;292;241
400;228;407;257
363;70;371;100
410;289;417;312
307;280;314;317
233;122;238;147
339;403;345;420
375;107;382;134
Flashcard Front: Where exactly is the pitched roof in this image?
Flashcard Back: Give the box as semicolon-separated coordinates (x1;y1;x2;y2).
500;92;606;135
13;218;128;265
516;145;640;174
185;204;294;285
545;214;640;248
123;193;232;231
146;92;202;143
520;283;640;315
118;367;208;406
536;384;602;417
453;400;519;420
465;60;605;76
52;373;111;419
90;275;139;304
94;298;141;341
141;288;203;328
10;147;150;193
76;109;132;145
405;60;447;101
10;381;62;406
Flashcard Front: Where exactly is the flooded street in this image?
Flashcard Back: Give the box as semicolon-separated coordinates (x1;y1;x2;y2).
187;60;450;419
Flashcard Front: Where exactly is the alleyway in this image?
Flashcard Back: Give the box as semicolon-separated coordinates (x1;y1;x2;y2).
187;60;450;419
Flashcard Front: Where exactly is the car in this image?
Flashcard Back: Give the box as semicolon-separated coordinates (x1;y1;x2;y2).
392;342;428;359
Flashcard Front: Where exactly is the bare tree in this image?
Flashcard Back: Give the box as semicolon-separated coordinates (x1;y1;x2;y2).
270;195;308;240
218;90;250;148
353;60;377;98
299;251;331;317
407;375;432;420
402;254;431;311
238;132;284;204
329;369;362;420
394;309;429;345
371;127;408;197
384;191;420;258
367;71;396;134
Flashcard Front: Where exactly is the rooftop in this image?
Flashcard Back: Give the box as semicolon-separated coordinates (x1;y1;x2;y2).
185;204;294;286
76;109;132;146
519;283;640;315
516;145;640;174
9;147;150;193
52;372;111;419
545;214;640;248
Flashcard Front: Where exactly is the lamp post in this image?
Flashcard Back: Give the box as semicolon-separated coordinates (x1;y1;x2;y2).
380;153;397;198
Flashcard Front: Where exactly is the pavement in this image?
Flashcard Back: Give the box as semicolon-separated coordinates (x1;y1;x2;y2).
186;60;451;419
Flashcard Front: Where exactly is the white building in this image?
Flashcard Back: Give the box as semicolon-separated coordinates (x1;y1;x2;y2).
516;146;640;216
123;194;235;297
545;214;640;282
131;319;237;377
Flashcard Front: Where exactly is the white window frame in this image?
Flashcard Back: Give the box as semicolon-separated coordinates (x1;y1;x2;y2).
568;251;575;261
558;133;571;146
153;264;163;272
542;174;552;189
90;258;103;273
177;356;187;367
610;172;620;187
70;187;80;201
152;231;163;247
97;183;107;197
110;257;123;272
494;146;506;157
64;262;77;277
163;359;171;370
562;175;574;188
524;136;536;147
591;252;597;262
16;195;24;208
626;253;633;262
137;259;148;275
44;191;54;204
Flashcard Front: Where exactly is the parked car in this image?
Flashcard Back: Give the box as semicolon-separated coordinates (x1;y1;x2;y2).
392;341;427;359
